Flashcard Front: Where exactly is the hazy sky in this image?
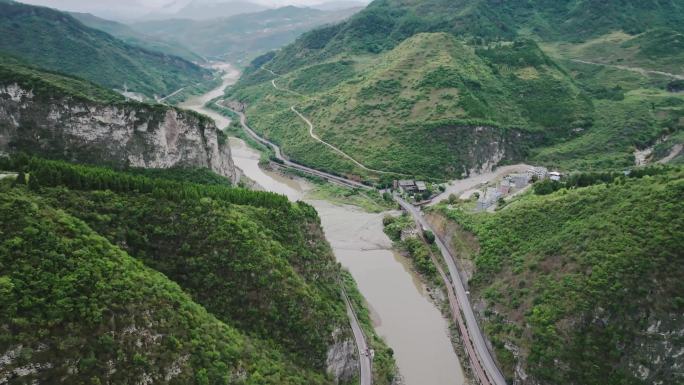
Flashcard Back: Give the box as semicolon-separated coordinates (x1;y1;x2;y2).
18;0;368;19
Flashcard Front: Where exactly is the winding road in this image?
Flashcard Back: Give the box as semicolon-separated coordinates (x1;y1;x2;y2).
232;103;507;385
396;196;508;385
263;67;407;176
230;108;371;190
212;64;507;385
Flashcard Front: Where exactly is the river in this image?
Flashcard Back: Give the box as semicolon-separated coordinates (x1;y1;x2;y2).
182;63;466;385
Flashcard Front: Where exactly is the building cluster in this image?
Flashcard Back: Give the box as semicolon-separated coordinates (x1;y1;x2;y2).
476;166;562;211
394;179;428;195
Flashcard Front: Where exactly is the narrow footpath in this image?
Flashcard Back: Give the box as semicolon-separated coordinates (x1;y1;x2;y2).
231;109;371;189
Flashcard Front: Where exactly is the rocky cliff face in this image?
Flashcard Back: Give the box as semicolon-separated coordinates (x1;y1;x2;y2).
326;328;359;384
0;83;238;182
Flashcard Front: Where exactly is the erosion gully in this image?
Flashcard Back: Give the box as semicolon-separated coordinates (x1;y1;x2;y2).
181;63;466;385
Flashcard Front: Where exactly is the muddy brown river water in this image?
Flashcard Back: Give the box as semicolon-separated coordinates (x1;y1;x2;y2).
182;63;465;385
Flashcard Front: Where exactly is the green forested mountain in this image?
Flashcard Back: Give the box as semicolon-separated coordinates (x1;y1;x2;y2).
0;54;124;104
0;0;210;97
0;156;356;383
130;6;361;65
433;166;683;385
229;0;683;180
69;12;204;63
231;33;590;178
263;0;684;73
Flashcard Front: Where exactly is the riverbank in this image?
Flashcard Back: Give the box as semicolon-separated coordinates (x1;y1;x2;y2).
181;63;468;385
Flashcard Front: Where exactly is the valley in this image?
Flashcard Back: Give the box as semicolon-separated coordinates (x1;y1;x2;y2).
183;62;468;385
1;1;682;384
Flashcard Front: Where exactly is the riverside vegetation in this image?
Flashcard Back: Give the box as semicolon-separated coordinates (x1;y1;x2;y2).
228;0;683;180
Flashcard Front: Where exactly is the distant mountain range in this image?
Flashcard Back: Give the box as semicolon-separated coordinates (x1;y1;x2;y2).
130;5;362;64
311;1;368;11
136;0;368;20
170;0;269;20
0;0;210;97
69;12;204;62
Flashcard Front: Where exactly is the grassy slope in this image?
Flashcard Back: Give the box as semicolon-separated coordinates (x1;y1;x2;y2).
435;167;684;385
0;1;209;97
0;55;217;128
542;29;684;76
230;33;590;179
0;54;124;104
534;30;684;171
0;185;332;384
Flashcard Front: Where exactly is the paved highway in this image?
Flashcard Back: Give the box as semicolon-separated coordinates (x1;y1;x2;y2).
230;108;371;190
229;104;507;385
395;196;508;385
342;290;373;385
221;66;508;384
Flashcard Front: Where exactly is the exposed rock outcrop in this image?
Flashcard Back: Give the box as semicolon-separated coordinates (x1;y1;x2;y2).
326;328;359;384
0;83;238;182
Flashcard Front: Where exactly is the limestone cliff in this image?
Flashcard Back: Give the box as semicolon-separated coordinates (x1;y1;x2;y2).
0;83;238;182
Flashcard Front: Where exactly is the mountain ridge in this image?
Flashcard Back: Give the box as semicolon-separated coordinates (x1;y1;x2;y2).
0;0;210;96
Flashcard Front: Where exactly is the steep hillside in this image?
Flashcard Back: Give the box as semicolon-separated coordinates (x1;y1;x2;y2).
533;29;684;170
261;0;684;73
0;58;237;180
432;167;684;385
130;6;361;65
230;0;683;177
542;29;684;76
0;156;361;383
229;33;590;179
69;12;203;63
0;0;209;97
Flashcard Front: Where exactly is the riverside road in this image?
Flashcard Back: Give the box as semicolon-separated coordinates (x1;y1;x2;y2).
230;105;508;385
